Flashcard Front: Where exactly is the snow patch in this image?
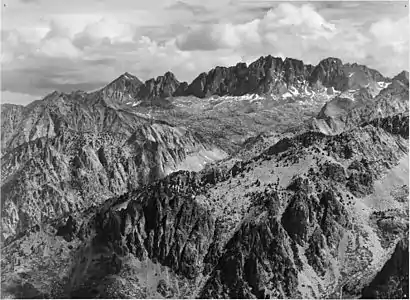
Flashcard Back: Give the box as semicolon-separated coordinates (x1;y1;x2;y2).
282;92;293;99
289;86;299;95
304;86;312;95
218;94;264;102
377;82;392;89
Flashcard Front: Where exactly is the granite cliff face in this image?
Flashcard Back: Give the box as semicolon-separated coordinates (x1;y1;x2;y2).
137;72;187;100
177;56;387;99
308;58;385;91
183;57;309;97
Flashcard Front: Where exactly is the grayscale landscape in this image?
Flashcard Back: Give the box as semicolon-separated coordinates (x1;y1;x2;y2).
1;0;409;299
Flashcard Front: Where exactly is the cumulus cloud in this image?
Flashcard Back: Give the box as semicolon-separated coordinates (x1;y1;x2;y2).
73;17;136;49
38;37;82;58
369;17;409;53
174;2;407;76
261;3;336;40
176;3;336;52
175;24;238;51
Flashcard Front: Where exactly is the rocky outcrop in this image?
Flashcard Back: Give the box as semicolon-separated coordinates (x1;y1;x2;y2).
137;71;187;99
307;71;409;135
180;56;387;99
1;56;408;300
309;58;386;91
309;58;347;90
393;70;409;86
61;112;408;299
1;122;226;241
362;113;409;139
202;212;299;299
184;56;314;98
1;104;26;152
101;72;144;103
0;91;152;152
361;237;409;299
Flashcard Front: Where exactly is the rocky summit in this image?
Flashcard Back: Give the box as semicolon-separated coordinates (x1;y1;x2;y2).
1;55;409;299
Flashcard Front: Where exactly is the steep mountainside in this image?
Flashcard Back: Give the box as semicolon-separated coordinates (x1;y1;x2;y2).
137;72;187;100
2;111;408;298
101;72;143;104
308;59;386;92
172;56;387;99
303;73;409;135
4;113;406;298
1;104;27;153
1;121;226;241
1;55;408;299
0;90;150;152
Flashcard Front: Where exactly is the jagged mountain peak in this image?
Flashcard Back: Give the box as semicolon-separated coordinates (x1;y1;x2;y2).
103;71;144;91
118;71;142;82
308;57;389;93
163;70;178;80
44;90;61;98
318;56;344;66
90;55;398;104
153;71;180;84
135;71;185;100
284;56;304;65
98;71;144;103
393;70;409;85
176;54;395;99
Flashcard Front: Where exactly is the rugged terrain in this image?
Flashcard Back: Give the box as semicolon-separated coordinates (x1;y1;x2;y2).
1;55;408;299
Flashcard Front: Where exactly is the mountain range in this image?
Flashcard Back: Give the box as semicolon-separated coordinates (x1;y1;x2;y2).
1;54;409;299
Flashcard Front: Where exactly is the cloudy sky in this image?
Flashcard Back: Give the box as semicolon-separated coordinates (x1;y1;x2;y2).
1;0;409;105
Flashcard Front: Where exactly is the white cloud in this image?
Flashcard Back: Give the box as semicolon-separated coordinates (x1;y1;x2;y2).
175;24;235;51
176;19;261;51
130;36;242;81
176;3;337;53
369;17;409;53
13;27;49;43
38;37;82;58
261;3;336;40
73;17;136;48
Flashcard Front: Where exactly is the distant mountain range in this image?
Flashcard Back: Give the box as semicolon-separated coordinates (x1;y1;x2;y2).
96;56;391;103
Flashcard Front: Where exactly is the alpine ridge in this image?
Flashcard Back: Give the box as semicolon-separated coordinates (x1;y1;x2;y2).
1;53;408;300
